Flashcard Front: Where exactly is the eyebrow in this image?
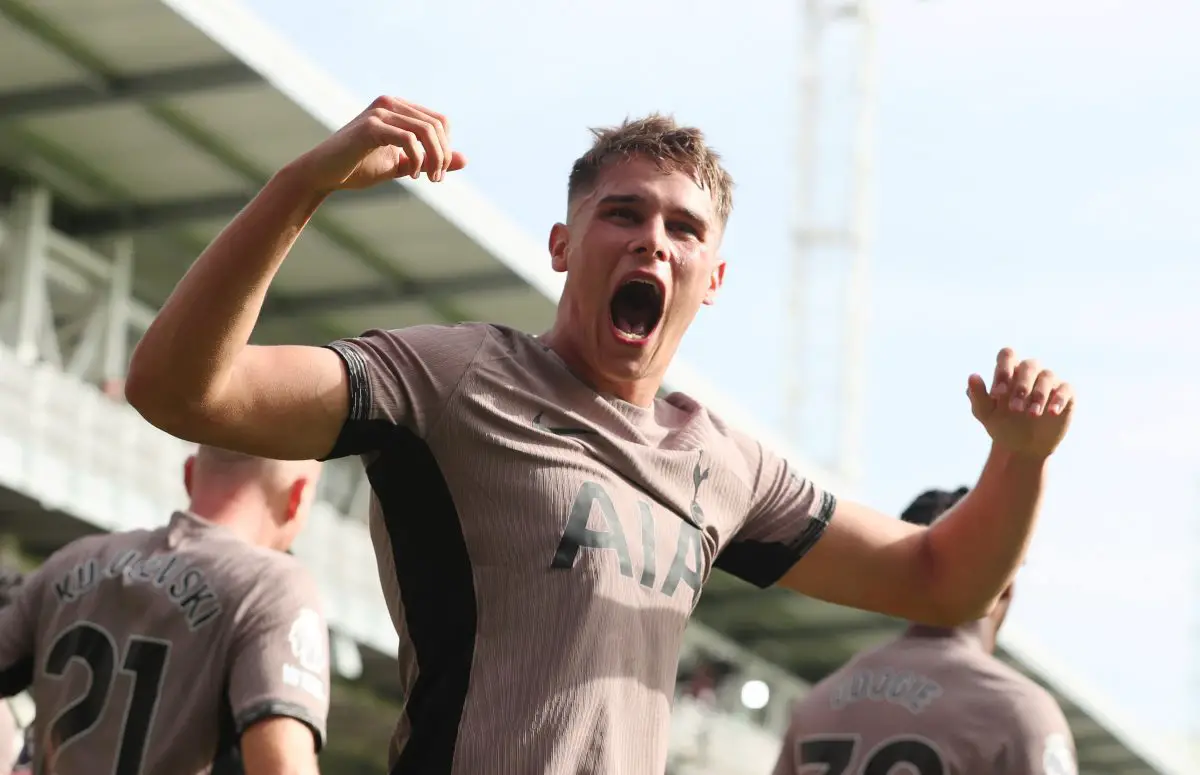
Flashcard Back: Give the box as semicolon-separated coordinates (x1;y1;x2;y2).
597;194;709;228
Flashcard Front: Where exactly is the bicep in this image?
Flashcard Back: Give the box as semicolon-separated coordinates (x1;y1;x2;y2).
239;716;320;775
777;499;938;621
156;344;350;461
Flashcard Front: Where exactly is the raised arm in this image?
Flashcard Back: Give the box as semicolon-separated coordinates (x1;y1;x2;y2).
729;349;1073;626
124;96;465;460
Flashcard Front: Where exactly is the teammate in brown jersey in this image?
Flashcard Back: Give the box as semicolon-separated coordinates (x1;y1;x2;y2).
126;95;1076;775
0;566;24;774
772;488;1077;775
0;446;330;775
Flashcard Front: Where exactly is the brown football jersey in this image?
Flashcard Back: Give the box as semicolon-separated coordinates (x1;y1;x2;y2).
0;512;330;775
772;623;1078;775
323;322;836;775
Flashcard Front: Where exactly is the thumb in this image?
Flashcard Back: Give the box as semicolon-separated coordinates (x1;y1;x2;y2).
447;150;468;172
966;373;992;419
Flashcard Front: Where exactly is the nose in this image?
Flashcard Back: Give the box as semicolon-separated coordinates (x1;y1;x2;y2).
628;219;669;261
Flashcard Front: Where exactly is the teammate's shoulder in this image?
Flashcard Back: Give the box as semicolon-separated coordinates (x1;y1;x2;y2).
980;661;1069;727
44;528;152;567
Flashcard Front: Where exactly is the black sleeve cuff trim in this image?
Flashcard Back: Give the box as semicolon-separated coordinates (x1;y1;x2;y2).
235;700;326;753
325;340;371;423
714;491;838;589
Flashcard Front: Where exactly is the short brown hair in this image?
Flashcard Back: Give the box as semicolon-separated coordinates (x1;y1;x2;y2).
568;114;735;224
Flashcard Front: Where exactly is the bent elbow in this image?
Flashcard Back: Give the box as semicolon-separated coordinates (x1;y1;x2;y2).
123;366;174;424
123;366;203;442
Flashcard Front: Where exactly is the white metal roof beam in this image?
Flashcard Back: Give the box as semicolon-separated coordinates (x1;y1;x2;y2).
0;61;261;120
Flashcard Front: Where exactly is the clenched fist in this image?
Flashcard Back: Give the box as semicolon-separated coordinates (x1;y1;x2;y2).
291;96;468;194
967;348;1075;460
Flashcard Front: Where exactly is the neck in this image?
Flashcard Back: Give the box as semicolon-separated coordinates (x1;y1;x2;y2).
905;618;997;653
540;323;663;407
188;492;275;550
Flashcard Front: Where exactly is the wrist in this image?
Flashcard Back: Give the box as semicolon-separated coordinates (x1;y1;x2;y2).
987;442;1049;474
275;155;337;202
265;160;332;219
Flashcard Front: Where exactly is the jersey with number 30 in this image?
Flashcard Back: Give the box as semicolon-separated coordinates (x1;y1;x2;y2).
0;511;330;775
773;624;1078;775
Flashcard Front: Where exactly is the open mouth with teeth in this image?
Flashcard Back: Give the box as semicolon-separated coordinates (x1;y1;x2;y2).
609;277;665;343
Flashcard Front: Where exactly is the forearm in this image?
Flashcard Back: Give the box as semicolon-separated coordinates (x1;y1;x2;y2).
924;443;1047;620
126;163;327;413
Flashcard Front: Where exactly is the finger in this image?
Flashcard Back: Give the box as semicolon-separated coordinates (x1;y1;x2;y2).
1046;382;1074;417
391;100;450;181
966;373;993;419
364;104;439;179
991;348;1016;398
405;102;453;179
1007;358;1041;413
1025;369;1057;417
363;113;423;178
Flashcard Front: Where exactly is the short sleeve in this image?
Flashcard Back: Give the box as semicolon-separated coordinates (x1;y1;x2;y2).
994;690;1077;775
715;440;837;589
0;569;35;698
227;568;331;752
322;322;489;458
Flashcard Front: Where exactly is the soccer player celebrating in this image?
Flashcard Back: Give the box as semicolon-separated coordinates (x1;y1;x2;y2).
124;96;1075;775
0;447;330;775
771;487;1077;774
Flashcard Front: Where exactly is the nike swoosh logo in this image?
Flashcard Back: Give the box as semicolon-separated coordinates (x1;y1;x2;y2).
533;411;597;437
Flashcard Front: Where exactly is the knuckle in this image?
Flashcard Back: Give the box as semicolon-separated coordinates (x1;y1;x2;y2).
363;116;388;138
370;95;394;109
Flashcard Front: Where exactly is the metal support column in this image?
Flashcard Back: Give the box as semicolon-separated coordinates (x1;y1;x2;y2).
2;186;54;366
785;0;877;488
100;236;134;383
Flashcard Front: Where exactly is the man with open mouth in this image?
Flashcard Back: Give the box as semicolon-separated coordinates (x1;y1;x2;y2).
125;95;1076;775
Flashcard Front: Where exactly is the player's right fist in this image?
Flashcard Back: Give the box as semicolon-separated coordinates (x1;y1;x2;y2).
291;96;467;194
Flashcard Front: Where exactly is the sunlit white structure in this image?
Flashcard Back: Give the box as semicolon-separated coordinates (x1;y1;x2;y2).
787;0;876;486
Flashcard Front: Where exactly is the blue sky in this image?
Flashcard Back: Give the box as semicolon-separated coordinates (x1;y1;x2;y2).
243;0;1197;750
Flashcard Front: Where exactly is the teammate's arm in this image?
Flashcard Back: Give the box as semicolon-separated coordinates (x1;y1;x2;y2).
723;350;1070;627
240;717;321;775
124;97;464;461
227;570;331;772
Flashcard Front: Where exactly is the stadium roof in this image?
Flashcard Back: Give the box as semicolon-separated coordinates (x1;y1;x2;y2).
0;0;1186;772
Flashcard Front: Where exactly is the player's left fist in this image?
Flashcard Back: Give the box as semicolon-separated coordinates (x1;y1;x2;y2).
966;348;1074;460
